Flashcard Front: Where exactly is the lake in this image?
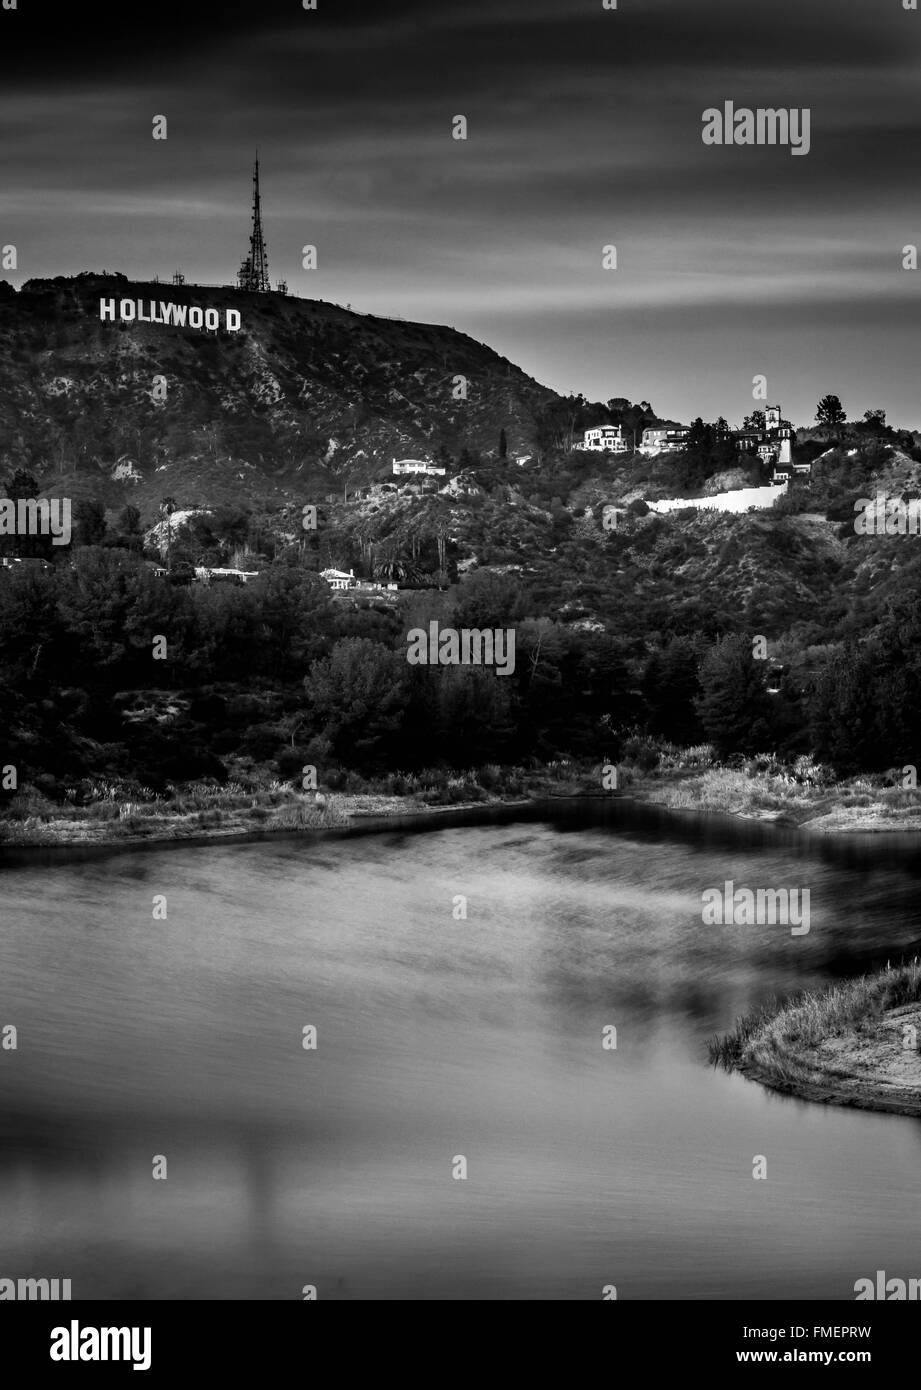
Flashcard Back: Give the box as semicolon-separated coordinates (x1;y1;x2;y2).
2;800;921;1299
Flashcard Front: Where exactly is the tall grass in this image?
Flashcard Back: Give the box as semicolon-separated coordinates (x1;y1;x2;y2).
709;959;921;1075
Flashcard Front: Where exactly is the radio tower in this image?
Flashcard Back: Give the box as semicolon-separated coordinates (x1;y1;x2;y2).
237;155;270;293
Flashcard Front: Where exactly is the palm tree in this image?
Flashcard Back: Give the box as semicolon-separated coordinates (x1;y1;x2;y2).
433;517;449;573
373;550;423;585
159;496;177;570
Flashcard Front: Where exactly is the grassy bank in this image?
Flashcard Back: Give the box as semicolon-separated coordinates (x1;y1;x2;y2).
0;779;351;846
710;961;921;1117
3;745;921;847
628;747;921;831
0;763;586;847
639;767;921;830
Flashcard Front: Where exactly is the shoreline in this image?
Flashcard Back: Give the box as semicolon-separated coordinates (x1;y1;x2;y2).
733;1047;921;1119
634;768;921;834
711;963;921;1119
0;791;535;855
4;764;921;852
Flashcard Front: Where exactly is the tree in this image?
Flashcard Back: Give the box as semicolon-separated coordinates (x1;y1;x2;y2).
372;546;422;585
863;408;886;433
449;569;524;630
211;505;251;553
5;467;40;498
498;428;508;459
252;555;333;677
1;468;50;558
642;637;704;744
696;634;775;757
433;665;515;763
809;645;882;775
74;498;107;548
117;503;143;539
816;395;846;438
305;637;409;769
159;496;177;571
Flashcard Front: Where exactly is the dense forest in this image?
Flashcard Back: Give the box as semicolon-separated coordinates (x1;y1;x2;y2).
4;410;921;822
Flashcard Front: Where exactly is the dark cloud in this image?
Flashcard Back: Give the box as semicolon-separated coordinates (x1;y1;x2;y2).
1;0;919;425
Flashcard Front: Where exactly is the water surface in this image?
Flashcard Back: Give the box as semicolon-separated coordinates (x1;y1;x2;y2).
2;801;920;1299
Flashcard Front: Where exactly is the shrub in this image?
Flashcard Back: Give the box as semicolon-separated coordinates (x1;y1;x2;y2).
621;736;660;772
276;747;310;780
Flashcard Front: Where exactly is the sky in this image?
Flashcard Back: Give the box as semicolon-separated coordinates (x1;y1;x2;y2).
1;0;919;428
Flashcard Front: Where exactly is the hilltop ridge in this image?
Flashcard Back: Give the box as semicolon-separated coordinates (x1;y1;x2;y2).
0;271;560;513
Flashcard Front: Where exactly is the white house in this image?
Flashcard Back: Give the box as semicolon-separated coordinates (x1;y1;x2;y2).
392;458;446;476
576;425;630;453
639;427;690;456
758;432;793;467
737;406;795;468
320;567;355;590
194;566;259;585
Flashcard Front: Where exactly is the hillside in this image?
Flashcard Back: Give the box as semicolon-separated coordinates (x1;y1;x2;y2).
3;271;921;809
0;271;559;516
3;274;921;637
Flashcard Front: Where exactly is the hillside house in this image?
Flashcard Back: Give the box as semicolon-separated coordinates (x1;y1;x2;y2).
0;556;52;571
392;458;446;476
576;425;630;453
639;427;690;457
320;567;355;590
353;578;399;594
320;568;399;598
775;458;813;484
194;566;259;586
737;405;794;467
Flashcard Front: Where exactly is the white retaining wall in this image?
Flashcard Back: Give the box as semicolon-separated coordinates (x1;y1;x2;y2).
646;483;787;515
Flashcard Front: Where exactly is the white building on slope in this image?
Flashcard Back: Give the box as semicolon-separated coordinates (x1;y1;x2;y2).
393;459;447;476
575;425;630;453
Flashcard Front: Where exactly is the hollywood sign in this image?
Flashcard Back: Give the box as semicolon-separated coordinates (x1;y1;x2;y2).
99;299;242;331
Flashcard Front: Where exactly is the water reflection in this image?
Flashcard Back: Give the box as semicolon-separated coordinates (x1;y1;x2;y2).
2;802;921;1298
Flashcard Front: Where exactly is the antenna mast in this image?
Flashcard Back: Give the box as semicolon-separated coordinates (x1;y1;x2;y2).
238;155;270;292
